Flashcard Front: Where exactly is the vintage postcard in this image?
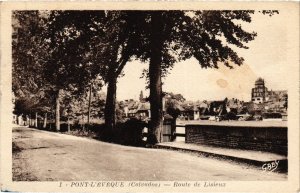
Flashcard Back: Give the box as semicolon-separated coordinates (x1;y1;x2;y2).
0;1;299;192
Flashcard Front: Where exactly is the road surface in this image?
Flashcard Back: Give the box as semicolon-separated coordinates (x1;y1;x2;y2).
12;126;287;181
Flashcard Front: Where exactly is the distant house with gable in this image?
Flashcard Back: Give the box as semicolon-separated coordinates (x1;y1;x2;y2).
122;92;151;120
136;102;151;119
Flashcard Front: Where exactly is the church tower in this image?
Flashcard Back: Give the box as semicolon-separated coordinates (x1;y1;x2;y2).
251;78;268;104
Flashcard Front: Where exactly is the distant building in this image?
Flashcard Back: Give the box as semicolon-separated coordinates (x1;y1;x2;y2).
225;98;243;114
251;78;268;104
250;78;287;118
123;99;151;120
136;102;151;119
251;78;287;106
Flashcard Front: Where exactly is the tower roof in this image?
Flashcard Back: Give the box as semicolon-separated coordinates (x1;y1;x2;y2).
255;77;265;85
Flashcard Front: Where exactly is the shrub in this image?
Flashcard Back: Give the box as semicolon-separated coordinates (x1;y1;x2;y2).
118;118;147;147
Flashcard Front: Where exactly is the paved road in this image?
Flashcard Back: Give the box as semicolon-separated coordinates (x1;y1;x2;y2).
12;126;287;181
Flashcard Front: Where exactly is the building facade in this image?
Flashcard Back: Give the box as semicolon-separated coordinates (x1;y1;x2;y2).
251;78;268;104
250;78;287;116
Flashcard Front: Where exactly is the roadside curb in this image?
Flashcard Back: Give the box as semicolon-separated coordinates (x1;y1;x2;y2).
154;144;288;173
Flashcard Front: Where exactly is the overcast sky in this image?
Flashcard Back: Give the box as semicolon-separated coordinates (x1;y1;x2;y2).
114;11;288;102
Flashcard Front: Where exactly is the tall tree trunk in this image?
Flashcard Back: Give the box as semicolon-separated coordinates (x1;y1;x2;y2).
29;113;31;127
43;113;47;129
55;89;61;131
147;12;164;144
30;114;34;127
35;112;38;128
104;75;117;140
81;114;85;130
87;83;92;126
67;117;71;132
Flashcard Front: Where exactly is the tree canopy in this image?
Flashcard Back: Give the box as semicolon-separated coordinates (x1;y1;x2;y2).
12;10;278;143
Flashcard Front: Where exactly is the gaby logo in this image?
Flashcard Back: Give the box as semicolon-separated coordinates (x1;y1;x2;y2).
262;160;279;172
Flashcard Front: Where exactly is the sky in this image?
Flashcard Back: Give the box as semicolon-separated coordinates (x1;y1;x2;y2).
114;11;288;102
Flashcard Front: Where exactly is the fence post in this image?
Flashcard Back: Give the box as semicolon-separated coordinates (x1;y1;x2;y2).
171;118;176;141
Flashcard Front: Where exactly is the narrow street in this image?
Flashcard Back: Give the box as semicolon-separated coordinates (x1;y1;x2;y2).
12;126;287;181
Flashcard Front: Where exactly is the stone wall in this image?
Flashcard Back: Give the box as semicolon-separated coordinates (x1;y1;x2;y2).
185;124;287;155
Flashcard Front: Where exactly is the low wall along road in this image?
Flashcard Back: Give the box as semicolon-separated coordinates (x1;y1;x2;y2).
185;121;287;155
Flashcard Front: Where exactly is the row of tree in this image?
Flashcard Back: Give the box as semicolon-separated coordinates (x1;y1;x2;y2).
12;10;277;144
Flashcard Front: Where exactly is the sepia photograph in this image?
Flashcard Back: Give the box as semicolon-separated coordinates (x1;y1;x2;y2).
0;2;299;192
